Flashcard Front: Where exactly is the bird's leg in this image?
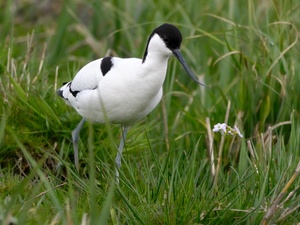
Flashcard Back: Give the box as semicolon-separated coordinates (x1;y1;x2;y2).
115;126;129;182
71;118;86;171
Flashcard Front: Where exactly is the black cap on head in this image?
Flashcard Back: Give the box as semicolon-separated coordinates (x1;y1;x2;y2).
153;23;182;50
143;23;182;62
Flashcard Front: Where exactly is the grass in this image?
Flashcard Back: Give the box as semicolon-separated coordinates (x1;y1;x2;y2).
0;0;300;224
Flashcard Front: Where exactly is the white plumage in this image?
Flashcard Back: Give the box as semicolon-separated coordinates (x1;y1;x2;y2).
58;23;205;175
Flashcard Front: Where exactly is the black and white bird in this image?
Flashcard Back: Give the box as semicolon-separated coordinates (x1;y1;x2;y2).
57;23;205;174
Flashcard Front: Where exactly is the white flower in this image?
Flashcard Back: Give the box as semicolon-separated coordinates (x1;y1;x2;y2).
212;123;227;135
212;123;243;138
234;125;243;138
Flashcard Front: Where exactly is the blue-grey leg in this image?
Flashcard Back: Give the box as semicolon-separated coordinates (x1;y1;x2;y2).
71;118;86;171
115;126;129;182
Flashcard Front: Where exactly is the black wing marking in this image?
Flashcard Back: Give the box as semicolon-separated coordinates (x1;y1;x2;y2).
100;57;113;76
68;82;80;97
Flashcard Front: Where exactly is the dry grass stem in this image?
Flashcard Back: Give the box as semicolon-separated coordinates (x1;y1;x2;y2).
206;117;215;177
214;100;231;186
161;96;170;151
261;161;300;225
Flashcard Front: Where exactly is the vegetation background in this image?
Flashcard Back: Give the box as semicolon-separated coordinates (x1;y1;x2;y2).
0;0;299;224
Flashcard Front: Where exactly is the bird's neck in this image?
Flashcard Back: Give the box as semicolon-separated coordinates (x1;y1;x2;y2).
142;51;170;68
139;52;170;93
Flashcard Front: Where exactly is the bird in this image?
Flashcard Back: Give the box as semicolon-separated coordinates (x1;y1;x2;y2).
57;23;205;176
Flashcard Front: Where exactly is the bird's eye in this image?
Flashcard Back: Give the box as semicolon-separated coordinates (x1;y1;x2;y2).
162;36;169;42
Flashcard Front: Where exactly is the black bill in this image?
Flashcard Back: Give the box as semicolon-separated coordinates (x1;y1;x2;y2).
172;49;206;87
